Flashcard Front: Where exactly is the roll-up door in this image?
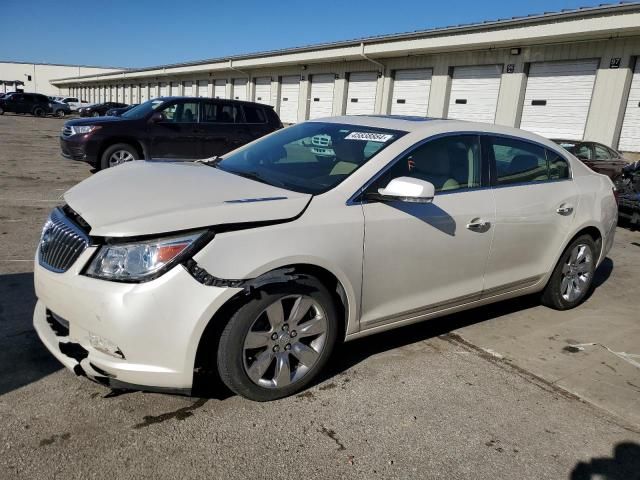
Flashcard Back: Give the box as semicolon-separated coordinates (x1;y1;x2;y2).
346;72;378;115
197;80;208;97
159;82;168;97
233;78;247;100
447;65;502;123
254;77;272;105
110;86;115;101
183;81;193;96
617;62;640;151
132;85;138;104
309;74;335;119
391;69;432;116
124;86;131;104
214;80;226;98
140;85;148;102
279;75;300;123
149;83;158;99
171;82;181;96
520;59;598;140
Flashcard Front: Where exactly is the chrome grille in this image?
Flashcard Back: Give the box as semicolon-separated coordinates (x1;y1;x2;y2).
62;125;73;137
38;207;89;273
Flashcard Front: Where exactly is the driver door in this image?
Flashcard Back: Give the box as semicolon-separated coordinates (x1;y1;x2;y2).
359;134;495;329
148;100;202;159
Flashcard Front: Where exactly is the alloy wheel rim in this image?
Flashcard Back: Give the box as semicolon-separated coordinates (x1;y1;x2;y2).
560;243;593;302
108;150;135;167
243;295;328;389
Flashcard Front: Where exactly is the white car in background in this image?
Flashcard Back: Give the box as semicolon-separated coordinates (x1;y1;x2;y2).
58;96;91;111
33;116;617;401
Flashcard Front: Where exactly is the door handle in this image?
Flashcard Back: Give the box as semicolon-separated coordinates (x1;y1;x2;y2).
556;204;574;215
466;218;491;231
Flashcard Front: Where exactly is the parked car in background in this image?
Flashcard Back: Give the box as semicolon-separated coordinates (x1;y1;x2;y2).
552;139;628;179
0;92;51;116
79;102;128;117
614;160;640;228
59;97;283;169
36;117;617;400
105;104;138;116
50;100;72;118
59;97;90;111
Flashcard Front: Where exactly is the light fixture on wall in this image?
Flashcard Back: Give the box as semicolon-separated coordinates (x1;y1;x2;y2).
510;47;521;55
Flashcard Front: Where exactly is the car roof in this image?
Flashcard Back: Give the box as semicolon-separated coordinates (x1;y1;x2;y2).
155;96;273;107
313;115;564;149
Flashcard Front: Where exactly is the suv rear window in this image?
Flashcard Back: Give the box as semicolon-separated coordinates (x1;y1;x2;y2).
202;102;240;123
243;105;266;123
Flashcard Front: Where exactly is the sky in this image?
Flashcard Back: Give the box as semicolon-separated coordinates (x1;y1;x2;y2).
0;0;620;69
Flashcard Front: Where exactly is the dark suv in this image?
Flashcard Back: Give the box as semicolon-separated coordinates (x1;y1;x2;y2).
0;92;51;116
60;97;283;169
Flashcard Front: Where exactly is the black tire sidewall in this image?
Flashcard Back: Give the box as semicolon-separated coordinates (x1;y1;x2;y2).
542;235;597;310
216;276;339;401
0;107;4;115
100;143;138;169
33;107;44;117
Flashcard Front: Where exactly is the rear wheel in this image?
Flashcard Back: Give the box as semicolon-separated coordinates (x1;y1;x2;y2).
216;276;338;401
33;106;45;117
0;106;4;115
541;235;597;310
55;109;65;118
100;143;138;169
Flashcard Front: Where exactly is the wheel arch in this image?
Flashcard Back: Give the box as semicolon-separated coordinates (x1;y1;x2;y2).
191;263;351;396
97;137;146;168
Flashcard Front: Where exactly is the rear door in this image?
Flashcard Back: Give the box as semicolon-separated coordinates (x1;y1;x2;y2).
199;101;252;158
482;135;577;294
148;99;202;159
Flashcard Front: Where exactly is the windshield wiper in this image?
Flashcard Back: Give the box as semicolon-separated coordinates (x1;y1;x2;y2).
231;170;288;189
194;155;221;166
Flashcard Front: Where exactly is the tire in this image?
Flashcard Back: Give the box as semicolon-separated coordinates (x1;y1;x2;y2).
100;143;138;169
541;235;597;310
55;109;65;118
92;111;100;117
33;107;45;117
217;275;339;401
0;106;4;115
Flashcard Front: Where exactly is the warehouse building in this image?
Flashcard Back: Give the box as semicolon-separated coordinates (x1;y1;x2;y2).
0;62;120;96
50;3;640;151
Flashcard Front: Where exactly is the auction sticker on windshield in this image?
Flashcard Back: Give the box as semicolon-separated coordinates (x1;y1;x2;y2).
345;132;394;142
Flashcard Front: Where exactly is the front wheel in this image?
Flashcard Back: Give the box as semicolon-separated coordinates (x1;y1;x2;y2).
33;107;45;117
217;276;339;401
0;106;4;115
55;109;65;118
541;235;597;310
100;143;138;169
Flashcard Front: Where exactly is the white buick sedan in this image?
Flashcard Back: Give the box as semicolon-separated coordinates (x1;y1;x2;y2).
34;116;617;401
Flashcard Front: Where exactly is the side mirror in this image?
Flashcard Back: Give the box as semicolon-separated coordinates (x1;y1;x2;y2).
369;177;435;203
149;112;165;123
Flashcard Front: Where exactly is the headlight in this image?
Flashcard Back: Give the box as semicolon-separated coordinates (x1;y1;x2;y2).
72;125;100;135
85;231;207;282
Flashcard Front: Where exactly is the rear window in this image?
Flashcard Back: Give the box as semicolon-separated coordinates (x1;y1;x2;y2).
243;105;266;123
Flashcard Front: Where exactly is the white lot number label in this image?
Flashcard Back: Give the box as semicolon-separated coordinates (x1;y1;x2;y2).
345;132;393;142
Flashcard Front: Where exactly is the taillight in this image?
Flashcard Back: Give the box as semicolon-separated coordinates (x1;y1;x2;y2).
613;186;620;204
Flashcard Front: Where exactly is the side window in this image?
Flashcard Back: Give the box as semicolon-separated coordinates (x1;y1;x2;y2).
489;136;549;185
243;105;266;123
159;101;199;123
371;135;482;193
546;149;570;180
23;94;34;102
574;143;592;160
594;145;611;160
201;102;239;123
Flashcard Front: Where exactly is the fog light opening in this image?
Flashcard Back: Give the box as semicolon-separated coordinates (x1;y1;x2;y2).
89;333;126;359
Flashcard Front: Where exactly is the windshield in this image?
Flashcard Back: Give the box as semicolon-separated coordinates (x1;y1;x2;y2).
216;122;406;194
120;98;164;119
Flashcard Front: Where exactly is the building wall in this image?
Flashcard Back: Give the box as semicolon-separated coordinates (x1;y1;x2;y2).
0;62;119;96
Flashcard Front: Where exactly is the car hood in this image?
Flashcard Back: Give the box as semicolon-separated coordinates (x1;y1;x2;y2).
64;161;311;237
65;116;131;126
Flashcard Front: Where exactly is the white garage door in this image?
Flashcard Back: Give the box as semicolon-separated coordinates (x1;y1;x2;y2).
346;72;378;115
254;77;272;105
159;82;168;97
309;74;335;119
140;85;148;102
233;78;248;100
391;69;432;116
214;80;226;99
279;76;300;123
447;65;502;123
618;62;640;152
149;83;158;99
520;59;598;140
124;86;131;104
132;86;139;104
171;82;181;96
183;81;193;96
197;80;208;97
